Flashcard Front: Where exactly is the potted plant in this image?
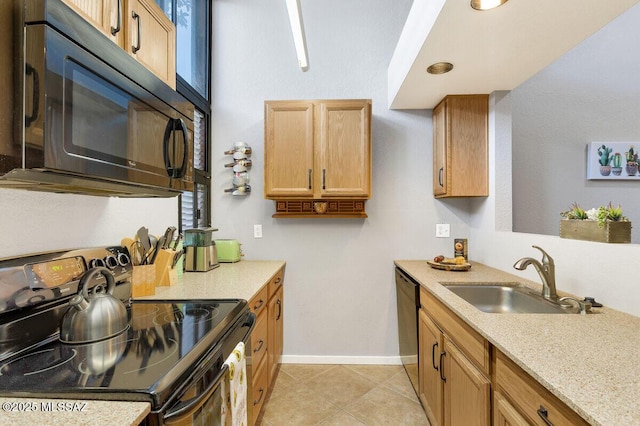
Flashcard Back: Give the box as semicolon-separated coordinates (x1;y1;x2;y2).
560;202;631;243
597;144;613;176
612;152;623;176
625;146;638;176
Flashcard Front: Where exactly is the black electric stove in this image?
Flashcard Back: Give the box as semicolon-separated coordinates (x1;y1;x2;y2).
0;247;254;422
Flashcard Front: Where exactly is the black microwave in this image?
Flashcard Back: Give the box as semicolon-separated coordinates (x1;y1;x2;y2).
0;0;194;197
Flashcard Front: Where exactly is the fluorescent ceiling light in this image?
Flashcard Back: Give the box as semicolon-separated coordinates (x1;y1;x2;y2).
285;0;309;71
470;0;509;11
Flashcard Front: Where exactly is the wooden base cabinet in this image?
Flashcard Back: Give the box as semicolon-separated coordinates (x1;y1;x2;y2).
267;269;284;384
414;284;590;426
419;309;443;426
494;350;589;426
418;288;490;426
247;267;285;425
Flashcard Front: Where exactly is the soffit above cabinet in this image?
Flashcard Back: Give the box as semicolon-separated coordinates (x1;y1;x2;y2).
388;0;640;109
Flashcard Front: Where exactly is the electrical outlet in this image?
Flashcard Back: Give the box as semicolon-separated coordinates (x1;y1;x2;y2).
253;224;263;238
435;223;450;238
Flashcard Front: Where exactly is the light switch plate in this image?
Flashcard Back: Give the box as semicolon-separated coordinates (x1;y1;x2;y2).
436;223;450;238
253;224;263;238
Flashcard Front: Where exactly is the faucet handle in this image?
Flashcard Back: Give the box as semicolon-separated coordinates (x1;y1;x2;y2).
532;245;554;266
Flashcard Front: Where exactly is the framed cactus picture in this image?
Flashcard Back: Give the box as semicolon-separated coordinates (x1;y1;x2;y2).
587;142;640;180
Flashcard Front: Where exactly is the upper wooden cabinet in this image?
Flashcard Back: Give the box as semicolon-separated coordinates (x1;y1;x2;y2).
61;0;176;89
264;99;372;218
432;95;488;198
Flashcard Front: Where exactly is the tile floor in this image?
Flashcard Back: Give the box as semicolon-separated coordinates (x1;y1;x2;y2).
258;364;430;425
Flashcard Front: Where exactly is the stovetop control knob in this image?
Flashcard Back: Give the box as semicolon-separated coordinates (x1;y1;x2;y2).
104;255;119;269
89;258;105;269
116;252;131;267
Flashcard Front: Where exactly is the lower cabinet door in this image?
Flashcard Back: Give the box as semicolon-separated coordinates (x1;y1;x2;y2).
251;358;268;426
494;391;531;426
418;309;444;426
442;338;490;426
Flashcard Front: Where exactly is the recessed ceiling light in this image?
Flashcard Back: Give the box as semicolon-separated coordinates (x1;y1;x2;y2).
427;62;454;75
470;0;509;11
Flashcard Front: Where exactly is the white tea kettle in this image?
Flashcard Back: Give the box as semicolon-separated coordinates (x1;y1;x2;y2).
60;267;129;344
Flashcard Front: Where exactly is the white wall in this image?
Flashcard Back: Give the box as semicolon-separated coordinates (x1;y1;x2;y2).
511;3;640;242
211;0;472;363
0;190;177;258
471;92;640;317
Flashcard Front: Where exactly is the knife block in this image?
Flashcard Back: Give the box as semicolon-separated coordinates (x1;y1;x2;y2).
132;264;156;297
155;249;178;287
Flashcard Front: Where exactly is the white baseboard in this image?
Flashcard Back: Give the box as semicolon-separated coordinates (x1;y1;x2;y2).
281;355;402;365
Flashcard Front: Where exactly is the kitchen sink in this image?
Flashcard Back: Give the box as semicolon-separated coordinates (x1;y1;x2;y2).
443;284;572;314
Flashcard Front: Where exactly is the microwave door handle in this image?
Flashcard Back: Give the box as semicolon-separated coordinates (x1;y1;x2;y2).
163;118;177;177
176;118;189;178
25;63;39;127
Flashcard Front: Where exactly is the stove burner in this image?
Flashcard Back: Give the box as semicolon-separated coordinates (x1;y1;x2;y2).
122;338;179;375
147;305;221;327
0;347;77;377
130;304;160;321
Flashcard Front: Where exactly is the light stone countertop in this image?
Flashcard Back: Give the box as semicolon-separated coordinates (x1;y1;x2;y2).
395;260;640;426
139;260;286;301
0;261;285;426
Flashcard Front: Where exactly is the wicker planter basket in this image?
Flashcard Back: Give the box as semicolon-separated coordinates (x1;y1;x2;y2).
559;220;631;243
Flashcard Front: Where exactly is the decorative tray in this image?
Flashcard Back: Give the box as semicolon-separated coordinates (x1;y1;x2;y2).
426;260;472;271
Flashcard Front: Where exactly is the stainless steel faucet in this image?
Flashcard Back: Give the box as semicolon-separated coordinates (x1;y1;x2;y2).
513;245;558;302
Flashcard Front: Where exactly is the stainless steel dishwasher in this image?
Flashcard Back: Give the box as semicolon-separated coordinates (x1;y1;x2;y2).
395;267;420;398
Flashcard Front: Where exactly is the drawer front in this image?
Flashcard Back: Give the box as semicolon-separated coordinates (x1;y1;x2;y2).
251;358;268;425
420;288;490;375
495;351;589;426
268;268;284;299
250;309;268;369
249;285;269;317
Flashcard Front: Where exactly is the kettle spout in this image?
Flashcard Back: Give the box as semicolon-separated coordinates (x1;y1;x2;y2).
69;294;90;311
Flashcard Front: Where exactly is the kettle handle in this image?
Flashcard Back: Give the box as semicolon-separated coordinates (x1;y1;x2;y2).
78;267;116;299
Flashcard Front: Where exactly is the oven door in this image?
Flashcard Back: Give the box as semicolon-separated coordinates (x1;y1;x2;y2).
156;311;255;426
23;24;193;191
163;357;228;426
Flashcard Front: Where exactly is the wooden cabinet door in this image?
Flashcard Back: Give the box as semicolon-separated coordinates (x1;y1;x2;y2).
494;391;531;426
432;95;488;198
264;101;315;197
419;310;444;426
62;0;124;45
267;284;284;384
442;338;490;426
317;100;371;197
126;0;176;88
432;100;447;196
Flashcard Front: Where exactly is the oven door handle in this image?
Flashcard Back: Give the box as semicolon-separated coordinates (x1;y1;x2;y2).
163;363;229;422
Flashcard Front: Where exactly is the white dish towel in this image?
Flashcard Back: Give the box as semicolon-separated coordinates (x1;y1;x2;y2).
221;341;248;426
